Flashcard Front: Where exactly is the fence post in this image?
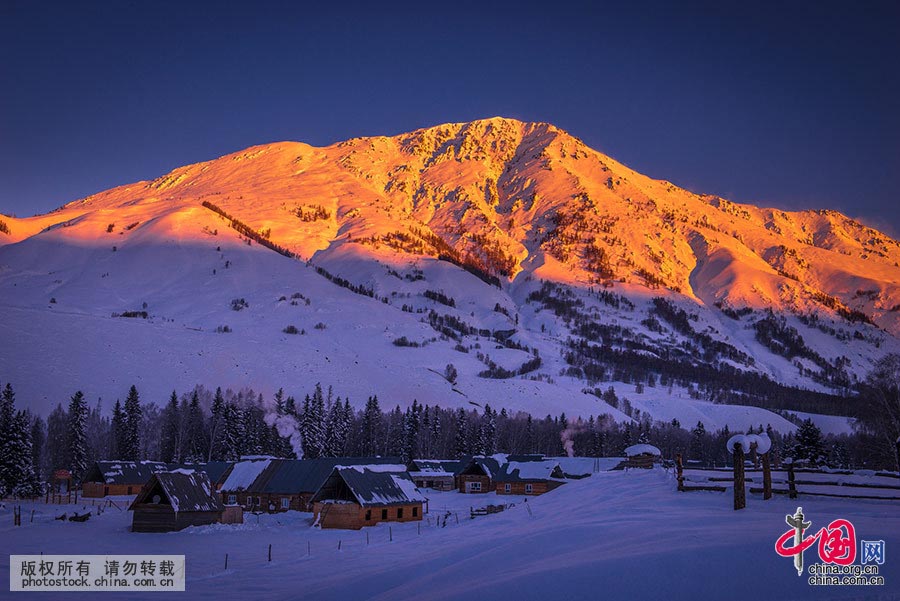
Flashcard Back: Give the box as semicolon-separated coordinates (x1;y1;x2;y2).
224;554;228;570
762;452;772;500
389;526;393;542
733;442;746;510
366;531;369;545
268;544;272;562
676;453;684;492
787;462;797;499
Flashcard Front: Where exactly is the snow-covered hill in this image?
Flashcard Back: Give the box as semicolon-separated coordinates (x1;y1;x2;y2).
1;118;894;432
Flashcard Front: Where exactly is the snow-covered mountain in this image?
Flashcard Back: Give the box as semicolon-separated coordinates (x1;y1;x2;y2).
2;117;896;432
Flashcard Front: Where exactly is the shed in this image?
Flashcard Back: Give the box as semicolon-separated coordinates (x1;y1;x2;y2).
129;471;224;532
495;460;566;495
407;459;462;491
311;466;425;529
616;444;662;469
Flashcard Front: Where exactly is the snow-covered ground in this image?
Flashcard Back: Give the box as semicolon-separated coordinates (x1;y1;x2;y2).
3;470;897;600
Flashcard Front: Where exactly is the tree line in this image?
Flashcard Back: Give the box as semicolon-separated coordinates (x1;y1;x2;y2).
1;369;898;498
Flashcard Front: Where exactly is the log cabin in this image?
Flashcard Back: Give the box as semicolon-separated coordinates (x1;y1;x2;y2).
495;460;566;495
82;461;169;497
456;456;505;493
129;471;224;532
82;461;234;497
310;466;425;529
218;457;404;512
407;459;462;491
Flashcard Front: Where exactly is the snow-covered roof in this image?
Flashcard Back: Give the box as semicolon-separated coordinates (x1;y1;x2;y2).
130;471;224;514
408;459;464;475
220;459;272;491
312;466;426;507
497;460;565;482
624;444;661;457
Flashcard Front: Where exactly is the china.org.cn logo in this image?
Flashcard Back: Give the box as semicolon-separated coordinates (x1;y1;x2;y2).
774;507;886;587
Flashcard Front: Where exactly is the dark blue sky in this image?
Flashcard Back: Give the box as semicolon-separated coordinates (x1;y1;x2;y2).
2;1;898;233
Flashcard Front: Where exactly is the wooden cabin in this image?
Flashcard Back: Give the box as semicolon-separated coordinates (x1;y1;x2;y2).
82;460;234;497
617;444;662;469
311;466;425;530
129;471;224;532
218;457;404;513
456;456;504;493
82;461;169;497
407;459;462;491
495;460;566;495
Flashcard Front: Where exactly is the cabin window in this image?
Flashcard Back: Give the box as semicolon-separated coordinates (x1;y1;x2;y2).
504;484;511;493
281;498;290;510
365;510;371;521
381;509;388;519
397;508;404;519
471;481;481;491
127;486;133;495
525;484;533;494
412;507;418;517
227;494;236;504
247;495;254;506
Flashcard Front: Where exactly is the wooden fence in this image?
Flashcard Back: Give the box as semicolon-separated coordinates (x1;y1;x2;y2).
677;463;900;501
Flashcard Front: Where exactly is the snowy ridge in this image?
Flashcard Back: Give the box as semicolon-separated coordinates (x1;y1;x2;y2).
1;118;895;432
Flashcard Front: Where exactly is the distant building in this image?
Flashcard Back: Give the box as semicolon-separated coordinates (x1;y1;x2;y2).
495;460;566;495
311;466;425;529
617;444;662;469
406;459;462;491
218;457;404;512
81;460;234;497
129;471;224;532
456;456;504;493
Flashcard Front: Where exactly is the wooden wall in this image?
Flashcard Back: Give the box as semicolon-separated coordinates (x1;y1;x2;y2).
82;482;140;497
496;480;565;495
221;491;312;512
131;505;222;532
312;502;423;530
457;474;491;493
412;476;455;491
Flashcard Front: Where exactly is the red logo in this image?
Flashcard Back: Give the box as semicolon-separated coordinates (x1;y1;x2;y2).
775;507;857;575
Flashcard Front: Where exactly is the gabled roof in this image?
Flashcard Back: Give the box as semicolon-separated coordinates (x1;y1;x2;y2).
219;457;404;494
496;460;565;482
83;461;169;485
458;455;507;479
312;466;426;507
129;471;224;513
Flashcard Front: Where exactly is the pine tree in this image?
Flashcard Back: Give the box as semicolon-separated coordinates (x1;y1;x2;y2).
159;392;180;462
111;400;126;458
46;403;70;477
207;387;225;461
794;419;825;465
0;383;17;495
122;385;142;460
185;391;206;462
362;396;382;456
454;409;469;458
9;410;41;497
30;415;46;480
67;391;88;482
480;405;496;455
689;421;706;462
219;401;238;461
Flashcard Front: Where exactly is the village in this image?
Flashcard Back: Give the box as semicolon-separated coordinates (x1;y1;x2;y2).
2;442;898;600
45;450;647;532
